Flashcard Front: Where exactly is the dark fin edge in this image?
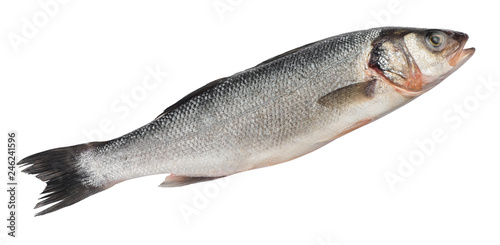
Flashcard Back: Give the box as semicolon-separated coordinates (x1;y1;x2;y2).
18;142;106;216
154;77;228;120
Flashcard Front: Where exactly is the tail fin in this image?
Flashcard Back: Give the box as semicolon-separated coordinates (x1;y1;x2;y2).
18;142;107;216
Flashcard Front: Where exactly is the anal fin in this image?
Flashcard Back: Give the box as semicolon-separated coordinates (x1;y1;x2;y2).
332;118;373;141
313;118;374;148
159;174;221;188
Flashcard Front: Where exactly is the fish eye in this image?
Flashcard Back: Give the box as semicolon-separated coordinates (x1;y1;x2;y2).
425;31;446;52
430;35;441;46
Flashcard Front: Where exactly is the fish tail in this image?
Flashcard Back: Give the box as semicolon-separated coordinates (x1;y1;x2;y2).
18;142;108;216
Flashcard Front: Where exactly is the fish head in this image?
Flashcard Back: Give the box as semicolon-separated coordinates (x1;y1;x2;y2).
368;28;475;96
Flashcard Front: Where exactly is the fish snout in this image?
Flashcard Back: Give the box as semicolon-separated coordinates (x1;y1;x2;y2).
446;31;475;67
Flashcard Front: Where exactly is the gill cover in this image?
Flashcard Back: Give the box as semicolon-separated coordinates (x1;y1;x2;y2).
368;30;424;95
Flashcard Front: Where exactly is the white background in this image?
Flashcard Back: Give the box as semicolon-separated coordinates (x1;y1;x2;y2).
1;0;499;244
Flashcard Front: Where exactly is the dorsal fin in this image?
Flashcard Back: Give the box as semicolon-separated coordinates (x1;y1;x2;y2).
154;39;319;120
154;77;228;120
254;40;320;67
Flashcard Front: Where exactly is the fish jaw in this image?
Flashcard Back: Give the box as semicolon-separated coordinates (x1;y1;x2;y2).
446;32;475;67
448;46;475;67
426;45;475;87
442;33;475;79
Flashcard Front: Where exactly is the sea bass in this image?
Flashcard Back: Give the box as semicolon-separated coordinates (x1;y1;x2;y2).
19;27;475;216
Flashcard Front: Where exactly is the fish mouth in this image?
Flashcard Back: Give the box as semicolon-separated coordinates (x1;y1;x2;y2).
446;33;475;67
448;47;475;67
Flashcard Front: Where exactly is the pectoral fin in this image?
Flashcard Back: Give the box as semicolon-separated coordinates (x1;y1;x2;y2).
159;174;221;187
318;80;378;109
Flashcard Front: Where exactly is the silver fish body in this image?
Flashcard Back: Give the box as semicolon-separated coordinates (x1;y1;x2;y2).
19;27;475;215
87;28;387;182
